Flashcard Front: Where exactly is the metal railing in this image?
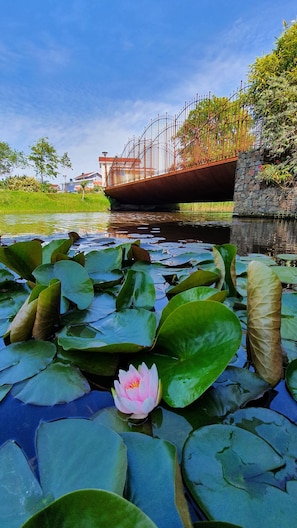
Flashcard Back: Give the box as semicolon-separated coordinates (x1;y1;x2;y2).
106;84;260;188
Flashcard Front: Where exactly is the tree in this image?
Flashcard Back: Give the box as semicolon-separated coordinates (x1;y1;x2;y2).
28;137;72;183
0;141;27;177
247;19;297;179
79;180;89;200
175;95;254;167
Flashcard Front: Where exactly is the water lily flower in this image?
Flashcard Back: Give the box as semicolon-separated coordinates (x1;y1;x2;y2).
112;362;162;420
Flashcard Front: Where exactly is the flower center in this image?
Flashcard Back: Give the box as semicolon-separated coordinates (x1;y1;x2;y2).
126;377;140;389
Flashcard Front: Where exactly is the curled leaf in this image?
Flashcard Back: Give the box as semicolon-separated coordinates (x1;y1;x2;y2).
247;260;283;386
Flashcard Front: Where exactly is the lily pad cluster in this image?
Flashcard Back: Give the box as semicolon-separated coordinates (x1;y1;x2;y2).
0;235;296;527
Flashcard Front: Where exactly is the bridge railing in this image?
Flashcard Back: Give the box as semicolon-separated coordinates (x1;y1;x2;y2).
106;85;260;187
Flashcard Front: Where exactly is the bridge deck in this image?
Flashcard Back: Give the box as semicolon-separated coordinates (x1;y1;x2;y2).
104;157;238;205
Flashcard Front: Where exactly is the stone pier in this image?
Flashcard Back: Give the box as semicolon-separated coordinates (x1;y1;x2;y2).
233;150;297;218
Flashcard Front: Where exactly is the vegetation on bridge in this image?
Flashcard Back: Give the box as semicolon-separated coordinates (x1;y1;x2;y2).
175;93;255;168
247;19;297;185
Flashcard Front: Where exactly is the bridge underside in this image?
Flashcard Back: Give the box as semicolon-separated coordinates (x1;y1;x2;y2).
104;157;238;205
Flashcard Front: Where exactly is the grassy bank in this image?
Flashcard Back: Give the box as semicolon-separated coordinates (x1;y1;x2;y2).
0;190;110;214
179;201;234;213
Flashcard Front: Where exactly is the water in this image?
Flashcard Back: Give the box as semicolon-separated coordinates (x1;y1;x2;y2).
0;211;296;256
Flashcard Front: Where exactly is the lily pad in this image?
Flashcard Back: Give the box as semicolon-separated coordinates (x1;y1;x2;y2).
116;269;156;310
37;418;127;499
166;269;218;297
21;489;158;528
0;340;56;385
12;361;90;405
182;424;297;528
122;432;191;528
285;358;297;401
148;300;242;407
58;309;157;353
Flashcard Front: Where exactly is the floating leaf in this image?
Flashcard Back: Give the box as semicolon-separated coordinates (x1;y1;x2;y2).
0;340;56;385
32;279;61;340
0;441;47;528
166;269;218;297
85;246;123;273
21;489;158;528
223;406;297;483
147;301;242;407
42;238;73;264
37;418;127;499
247;261;283;386
272;266;297;285
58;309;157;353
0;240;42;281
57;346;119;376
4;296;38;343
159;286;227;327
61;292;116;325
213;243;237;296
33;260;94;311
12;361;90;405
182;424;297;528
116;269;156;310
285;358;297;401
122;432;191;528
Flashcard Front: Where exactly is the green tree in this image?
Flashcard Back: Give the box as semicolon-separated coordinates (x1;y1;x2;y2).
79;180;89;200
175;95;254;167
28;137;72;183
247;19;297;178
0;141;27;177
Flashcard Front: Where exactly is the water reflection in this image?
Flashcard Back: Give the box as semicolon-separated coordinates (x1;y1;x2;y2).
0;211;296;256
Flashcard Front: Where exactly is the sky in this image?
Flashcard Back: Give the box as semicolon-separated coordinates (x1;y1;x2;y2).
0;0;296;185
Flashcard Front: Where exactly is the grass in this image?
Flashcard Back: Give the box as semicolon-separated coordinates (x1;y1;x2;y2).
0;190;234;215
179;201;234;213
0;190;111;214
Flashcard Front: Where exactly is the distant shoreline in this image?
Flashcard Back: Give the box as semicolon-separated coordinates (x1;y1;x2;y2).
0;190;111;214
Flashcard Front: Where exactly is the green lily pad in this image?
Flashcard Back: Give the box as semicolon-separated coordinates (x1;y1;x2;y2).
213;243;237;297
223;406;297;483
272;266;297;284
166;269;218;297
0;441;47;528
33;260;94;311
0;240;42;281
61;292;116;325
122;432;190;528
285;358;297;401
0;340;56;385
42;238;73;264
58;309;157;353
37;418;127;499
182;424;297;528
12;361;90;405
159;286;227;327
149;300;242;407
21;489;158;528
116;269;156;310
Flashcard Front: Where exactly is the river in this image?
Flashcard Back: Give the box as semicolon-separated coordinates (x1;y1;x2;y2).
0;211;296;256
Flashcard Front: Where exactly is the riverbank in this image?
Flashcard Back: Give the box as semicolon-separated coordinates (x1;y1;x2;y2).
0;190;110;213
179;201;234;213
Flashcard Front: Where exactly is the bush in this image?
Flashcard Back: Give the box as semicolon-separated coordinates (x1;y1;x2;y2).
4;176;41;192
257;163;294;187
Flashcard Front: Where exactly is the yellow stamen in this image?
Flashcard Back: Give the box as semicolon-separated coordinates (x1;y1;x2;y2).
126;378;140;389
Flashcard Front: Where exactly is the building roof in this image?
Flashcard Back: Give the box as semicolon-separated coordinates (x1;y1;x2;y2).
74;171;102;182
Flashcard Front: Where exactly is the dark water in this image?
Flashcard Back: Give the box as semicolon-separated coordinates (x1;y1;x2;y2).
0;211;296;256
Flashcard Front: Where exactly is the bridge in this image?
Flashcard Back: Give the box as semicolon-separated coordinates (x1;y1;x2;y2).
103;85;260;206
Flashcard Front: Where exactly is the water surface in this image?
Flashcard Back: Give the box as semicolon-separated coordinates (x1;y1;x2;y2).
0;211;296;256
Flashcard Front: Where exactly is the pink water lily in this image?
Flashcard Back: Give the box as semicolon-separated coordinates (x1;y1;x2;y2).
112;363;162;419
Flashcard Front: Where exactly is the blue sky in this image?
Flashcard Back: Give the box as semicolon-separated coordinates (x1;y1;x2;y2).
0;0;296;183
